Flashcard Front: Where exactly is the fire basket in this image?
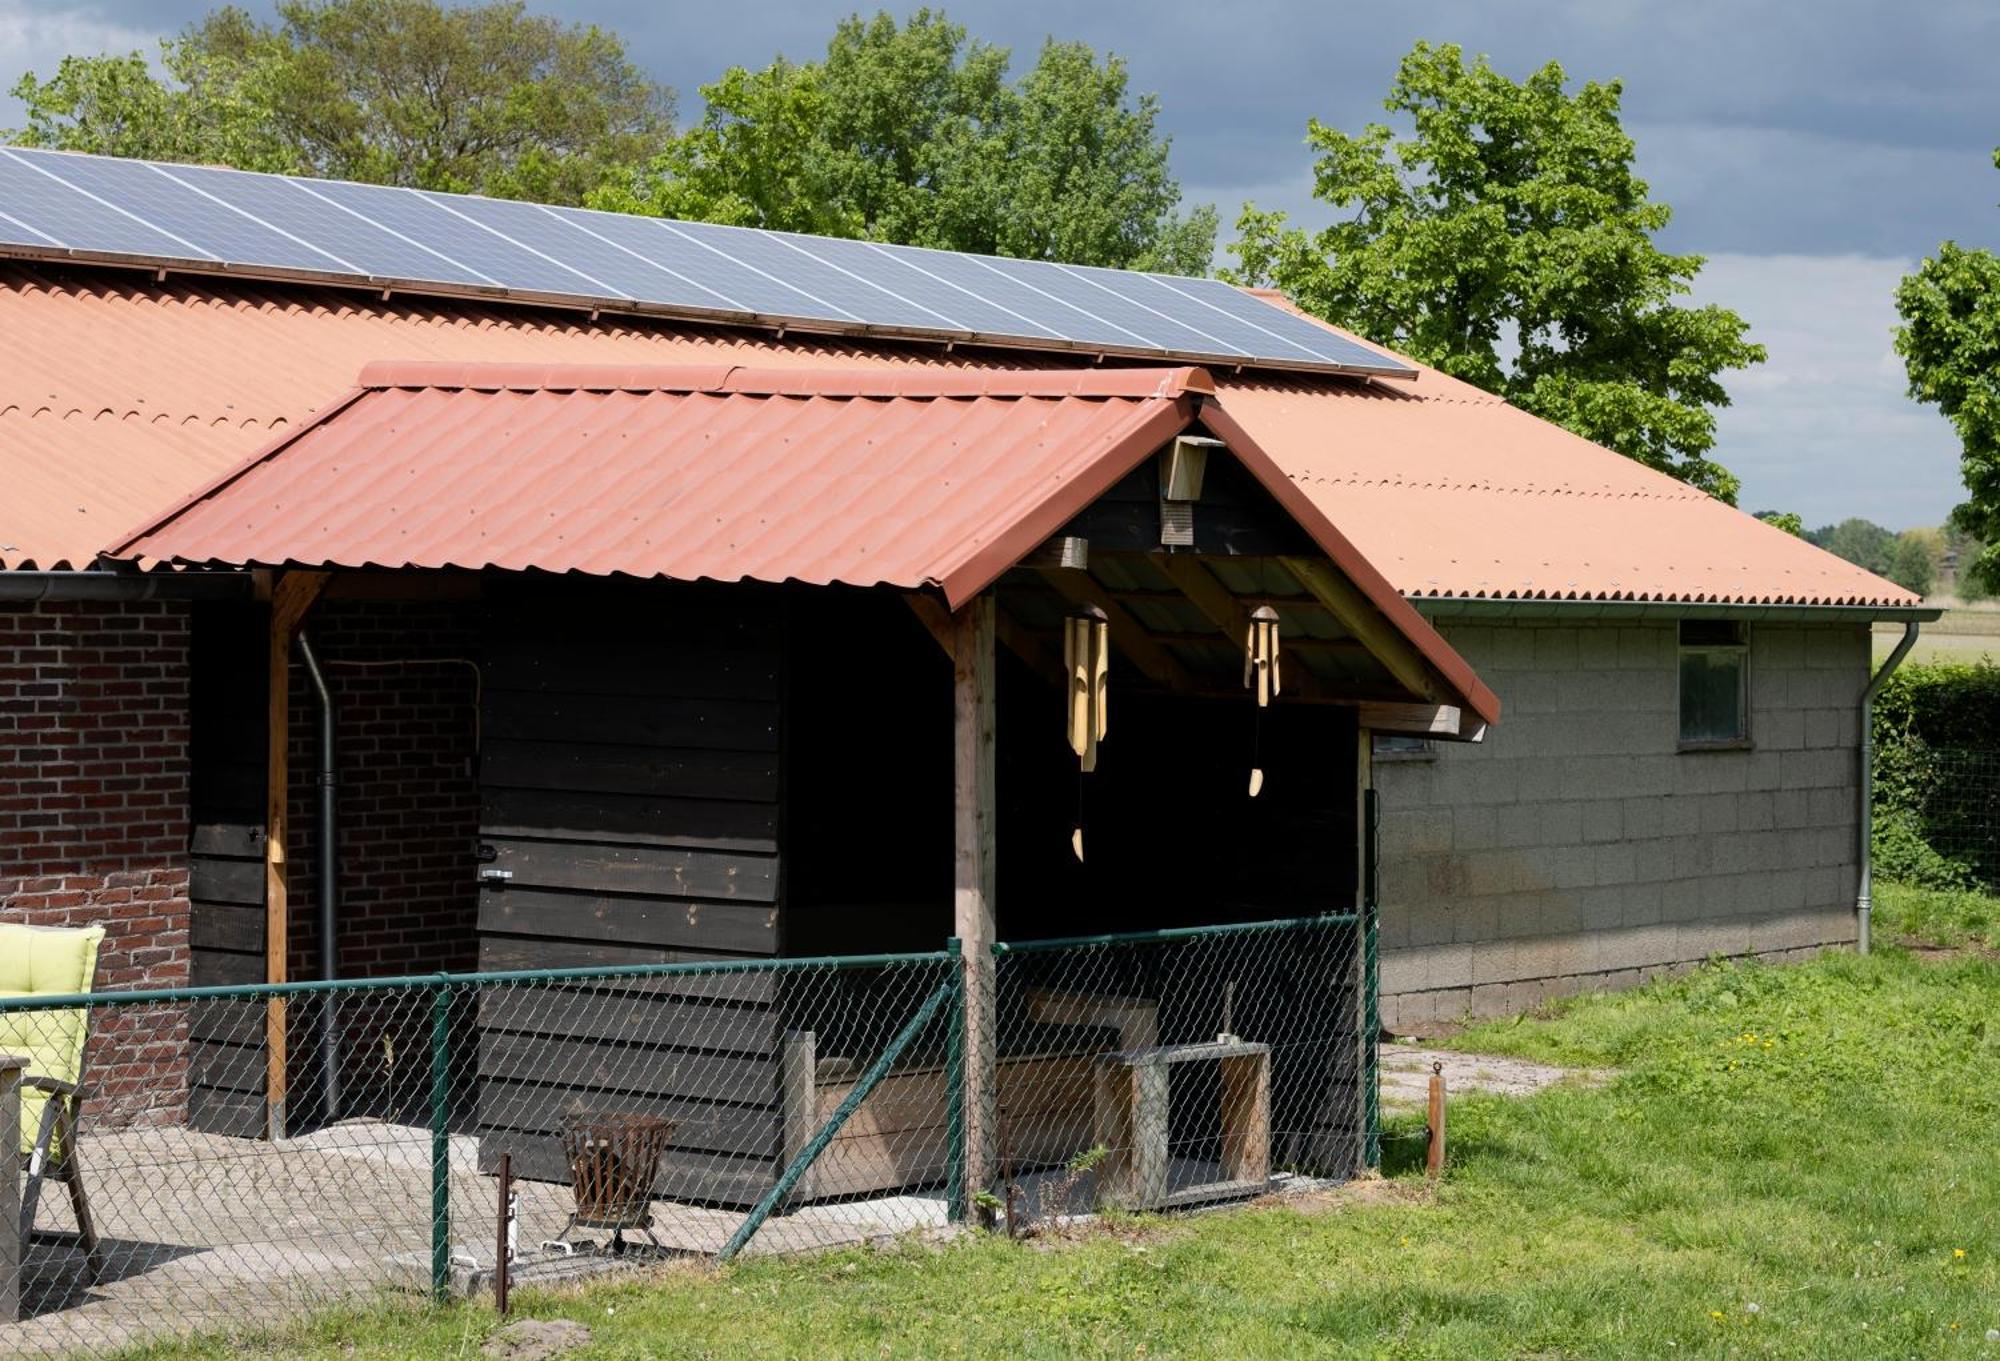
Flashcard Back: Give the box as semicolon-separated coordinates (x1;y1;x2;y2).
545;1112;678;1255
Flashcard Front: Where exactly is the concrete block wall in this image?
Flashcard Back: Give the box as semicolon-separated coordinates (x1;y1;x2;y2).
1374;618;1867;1030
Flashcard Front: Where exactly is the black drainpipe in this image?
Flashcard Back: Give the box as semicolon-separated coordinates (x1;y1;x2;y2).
296;630;341;1123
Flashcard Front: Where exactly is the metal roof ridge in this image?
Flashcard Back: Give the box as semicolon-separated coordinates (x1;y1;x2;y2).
351;359;1215;400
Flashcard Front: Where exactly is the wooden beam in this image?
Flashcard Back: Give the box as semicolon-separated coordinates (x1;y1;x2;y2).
1155;555;1337;702
952;596;998;1221
1020;535;1089;572
264;569;328;1140
1281;556;1442;704
904;592;955;661
1355;701;1463;737
1036;568;1198;694
1144;630;1367;656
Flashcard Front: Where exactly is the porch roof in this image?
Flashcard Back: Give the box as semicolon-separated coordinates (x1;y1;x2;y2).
109;359;1500;727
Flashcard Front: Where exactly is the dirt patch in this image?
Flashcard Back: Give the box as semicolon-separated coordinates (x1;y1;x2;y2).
1254;1171;1429;1216
1378;1045;1611;1112
483;1318;592;1360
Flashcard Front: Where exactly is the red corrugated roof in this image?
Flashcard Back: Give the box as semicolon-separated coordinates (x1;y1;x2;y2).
116;364;1208;606
114;359;1501;725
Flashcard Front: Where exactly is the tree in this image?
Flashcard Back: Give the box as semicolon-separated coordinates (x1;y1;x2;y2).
1896;148;2000;590
1810;518;1897;576
594;9;1215;274
1227;42;1764;501
1755;510;1805;537
1890;528;1941;597
8;1;674;205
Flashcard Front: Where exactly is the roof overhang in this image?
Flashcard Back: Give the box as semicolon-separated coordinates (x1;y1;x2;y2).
1412;596;1944;624
108;360;1500;728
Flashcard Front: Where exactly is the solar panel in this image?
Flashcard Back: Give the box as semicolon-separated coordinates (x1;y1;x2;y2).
0;145;1417;377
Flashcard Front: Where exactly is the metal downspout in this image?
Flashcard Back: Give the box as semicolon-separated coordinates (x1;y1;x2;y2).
1858;621;1920;955
296;630;341;1121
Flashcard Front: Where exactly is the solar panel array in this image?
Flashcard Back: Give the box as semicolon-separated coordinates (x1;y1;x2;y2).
0;145;1414;377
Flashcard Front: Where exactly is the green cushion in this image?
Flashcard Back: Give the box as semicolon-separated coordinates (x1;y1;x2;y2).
0;923;104;1157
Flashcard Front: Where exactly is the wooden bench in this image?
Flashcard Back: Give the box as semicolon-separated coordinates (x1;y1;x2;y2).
1092;1039;1271;1210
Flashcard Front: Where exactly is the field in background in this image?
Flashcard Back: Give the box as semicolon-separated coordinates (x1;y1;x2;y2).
1876;596;2000;665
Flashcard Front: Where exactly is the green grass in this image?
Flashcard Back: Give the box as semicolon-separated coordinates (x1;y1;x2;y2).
1876;880;2000;952
128;943;2000;1360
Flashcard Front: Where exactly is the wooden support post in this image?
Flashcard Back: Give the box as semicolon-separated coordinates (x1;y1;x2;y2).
264;570;328;1140
1426;1061;1447;1178
952;595;998;1221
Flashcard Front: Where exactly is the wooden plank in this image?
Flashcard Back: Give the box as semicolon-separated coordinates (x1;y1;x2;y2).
189;823;264;858
190;1040;269;1094
483;691;779;752
476;1031;778;1107
190;857;266;906
187;1084;266;1139
477;1132;779;1210
479;639;780;702
474;937;778;1002
1036;568;1197;693
1281;556;1441;704
477;986;779;1057
476;1081;782;1159
903;593;955;660
481;739;779;803
480;786;777;854
265;568;328;1140
191;948;264;988
190;901;265;953
188;996;267;1045
477;889;779;956
484;837;778;902
952;594;997;1217
1354;701;1463;737
1219;1052;1272;1184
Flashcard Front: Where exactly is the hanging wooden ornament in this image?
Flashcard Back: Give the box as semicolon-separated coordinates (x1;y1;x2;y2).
1243;605;1281;797
1062;605;1109;858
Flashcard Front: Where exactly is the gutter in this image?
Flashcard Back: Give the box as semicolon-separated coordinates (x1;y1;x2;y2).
1410;597;1941;625
0;570;251;601
1857;621;1921;955
296;630;341;1123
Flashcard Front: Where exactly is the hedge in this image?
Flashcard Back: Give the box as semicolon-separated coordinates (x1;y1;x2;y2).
1871;663;2000;889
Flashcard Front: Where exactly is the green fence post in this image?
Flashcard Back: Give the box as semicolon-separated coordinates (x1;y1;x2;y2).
1363;788;1382;1169
942;938;965;1224
430;978;452;1300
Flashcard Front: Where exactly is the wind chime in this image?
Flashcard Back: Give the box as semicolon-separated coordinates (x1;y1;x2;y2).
1244;604;1281;796
1064;604;1110;861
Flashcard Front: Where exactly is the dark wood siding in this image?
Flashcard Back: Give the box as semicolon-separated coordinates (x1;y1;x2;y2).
185;600;269;1137
473;579;787;1205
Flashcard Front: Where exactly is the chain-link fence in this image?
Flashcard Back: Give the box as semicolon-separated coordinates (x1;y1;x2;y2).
1874;745;2000;890
2;915;1375;1356
985;914;1366;1232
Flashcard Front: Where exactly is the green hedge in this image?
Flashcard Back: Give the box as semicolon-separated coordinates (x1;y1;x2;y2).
1871;663;2000;888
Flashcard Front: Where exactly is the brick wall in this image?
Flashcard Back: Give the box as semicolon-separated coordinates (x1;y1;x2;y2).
1374;619;1867;1030
0;599;193;1126
283;599;481;984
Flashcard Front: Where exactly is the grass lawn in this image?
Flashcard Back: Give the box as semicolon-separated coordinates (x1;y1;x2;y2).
128;919;2000;1359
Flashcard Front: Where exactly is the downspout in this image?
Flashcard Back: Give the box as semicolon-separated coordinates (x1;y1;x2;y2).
296;630;341;1121
1857;621;1920;955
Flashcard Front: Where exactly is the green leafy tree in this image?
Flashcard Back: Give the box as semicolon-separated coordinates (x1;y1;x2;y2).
1227;42;1764;501
1810;517;1897;576
1890;530;1939;597
9;1;674;205
1754;510;1805;537
594;9;1215;273
1896;147;2000;590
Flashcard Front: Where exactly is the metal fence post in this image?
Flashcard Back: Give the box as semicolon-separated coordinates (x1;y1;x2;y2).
942;937;965;1224
429;977;452;1300
1363;787;1382;1169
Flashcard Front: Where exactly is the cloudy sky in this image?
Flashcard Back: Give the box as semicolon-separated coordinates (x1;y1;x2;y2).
5;0;1996;528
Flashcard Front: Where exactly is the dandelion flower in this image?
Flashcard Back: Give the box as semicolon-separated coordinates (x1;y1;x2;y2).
1955;1248;1968;1259
1709;1311;1726;1321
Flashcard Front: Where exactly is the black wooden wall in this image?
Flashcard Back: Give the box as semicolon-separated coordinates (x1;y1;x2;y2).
185;599;270;1137
472;578;790;1205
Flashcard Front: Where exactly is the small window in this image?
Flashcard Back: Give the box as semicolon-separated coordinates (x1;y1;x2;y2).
1372;733;1435;762
1678;620;1748;747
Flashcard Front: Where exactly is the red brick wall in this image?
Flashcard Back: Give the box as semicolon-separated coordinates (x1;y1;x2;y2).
283;599;480;983
0;599;193;1126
